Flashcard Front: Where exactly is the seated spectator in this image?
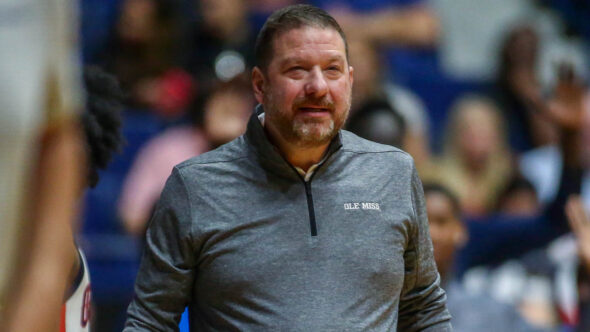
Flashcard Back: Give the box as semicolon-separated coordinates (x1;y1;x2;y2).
119;76;254;236
347;36;431;169
518;65;590;207
423;183;540;331
430;95;513;216
346;98;406;149
495;25;557;152
457;68;586;271
496;176;541;218
102;0;194;118
455;71;587;328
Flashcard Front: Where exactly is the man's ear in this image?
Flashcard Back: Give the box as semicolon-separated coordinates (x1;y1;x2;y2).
252;67;265;104
349;65;354;86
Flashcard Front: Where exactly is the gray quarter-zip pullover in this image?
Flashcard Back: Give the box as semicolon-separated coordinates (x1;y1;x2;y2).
124;109;452;331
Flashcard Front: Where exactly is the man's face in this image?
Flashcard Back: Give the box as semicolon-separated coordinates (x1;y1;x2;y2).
253;26;353;148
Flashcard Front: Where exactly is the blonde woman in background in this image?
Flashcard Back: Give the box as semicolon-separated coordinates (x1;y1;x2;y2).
430;95;514;217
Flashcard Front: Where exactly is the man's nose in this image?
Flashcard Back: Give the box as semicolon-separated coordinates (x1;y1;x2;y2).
304;67;328;97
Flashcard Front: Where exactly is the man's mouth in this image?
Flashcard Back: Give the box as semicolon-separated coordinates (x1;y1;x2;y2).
297;107;331;119
297;105;332;113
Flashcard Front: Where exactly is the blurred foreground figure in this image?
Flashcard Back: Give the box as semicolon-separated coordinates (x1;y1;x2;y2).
6;66;124;331
63;66;124;331
124;4;450;330
0;0;85;331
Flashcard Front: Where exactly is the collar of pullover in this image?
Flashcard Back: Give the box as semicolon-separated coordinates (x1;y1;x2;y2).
244;104;343;181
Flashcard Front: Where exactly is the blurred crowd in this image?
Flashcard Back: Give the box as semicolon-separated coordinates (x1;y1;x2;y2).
76;0;590;330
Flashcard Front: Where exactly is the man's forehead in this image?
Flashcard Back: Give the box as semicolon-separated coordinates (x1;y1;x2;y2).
271;26;347;60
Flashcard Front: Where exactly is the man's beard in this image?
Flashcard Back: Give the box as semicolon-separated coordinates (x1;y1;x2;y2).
264;93;350;148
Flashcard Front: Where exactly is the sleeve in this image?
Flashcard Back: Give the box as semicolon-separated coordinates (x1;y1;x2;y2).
124;167;197;331
398;162;452;331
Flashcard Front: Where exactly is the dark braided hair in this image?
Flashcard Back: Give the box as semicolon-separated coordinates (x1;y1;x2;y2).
81;66;125;188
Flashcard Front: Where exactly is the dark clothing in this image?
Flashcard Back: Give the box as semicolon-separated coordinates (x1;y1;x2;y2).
457;167;584;275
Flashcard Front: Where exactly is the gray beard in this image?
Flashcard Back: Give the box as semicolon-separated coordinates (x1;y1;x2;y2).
262;88;351;148
291;117;336;147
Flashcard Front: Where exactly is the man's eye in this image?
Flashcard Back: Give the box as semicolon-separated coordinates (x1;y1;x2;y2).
289;66;305;72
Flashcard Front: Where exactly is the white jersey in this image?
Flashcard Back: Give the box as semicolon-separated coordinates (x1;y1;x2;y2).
61;250;92;332
0;0;83;304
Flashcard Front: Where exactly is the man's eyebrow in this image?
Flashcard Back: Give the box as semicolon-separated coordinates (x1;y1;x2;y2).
278;57;306;67
325;55;345;63
279;54;345;67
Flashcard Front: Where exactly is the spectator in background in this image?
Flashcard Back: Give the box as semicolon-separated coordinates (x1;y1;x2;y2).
423;183;541;332
102;0;194;119
346;98;406;149
119;76;254;236
496;25;558;152
456;68;587;329
347;36;431;169
431;95;513;216
496;176;541;217
457;65;586;272
186;0;255;90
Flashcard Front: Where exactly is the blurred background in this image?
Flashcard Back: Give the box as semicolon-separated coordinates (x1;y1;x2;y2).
74;0;590;330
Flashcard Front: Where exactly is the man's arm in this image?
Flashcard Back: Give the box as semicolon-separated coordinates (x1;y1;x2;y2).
398;163;452;331
124;167;197;331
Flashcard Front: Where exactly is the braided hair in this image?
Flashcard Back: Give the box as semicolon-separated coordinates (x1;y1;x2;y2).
81;66;125;187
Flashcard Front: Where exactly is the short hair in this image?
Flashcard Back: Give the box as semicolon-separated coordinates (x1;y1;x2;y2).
347;98;406;148
254;4;348;70
81;66;125;188
422;182;462;218
496;175;538;211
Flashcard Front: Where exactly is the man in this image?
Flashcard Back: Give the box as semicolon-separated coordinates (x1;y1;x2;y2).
124;4;450;331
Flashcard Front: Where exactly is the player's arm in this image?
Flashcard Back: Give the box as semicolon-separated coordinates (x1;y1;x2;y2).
124;167;197;331
5;116;85;332
398;162;452;331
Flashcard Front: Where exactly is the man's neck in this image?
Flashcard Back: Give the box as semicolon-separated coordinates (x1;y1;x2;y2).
281;142;330;173
264;124;330;173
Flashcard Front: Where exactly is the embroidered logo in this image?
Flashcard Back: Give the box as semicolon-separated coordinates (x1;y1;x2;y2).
344;202;381;211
